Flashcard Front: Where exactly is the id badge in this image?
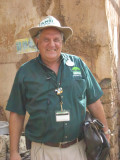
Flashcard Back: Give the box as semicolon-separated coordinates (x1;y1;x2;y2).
55;110;70;122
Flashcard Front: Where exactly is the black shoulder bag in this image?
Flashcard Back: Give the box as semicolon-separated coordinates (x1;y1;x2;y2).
83;111;110;160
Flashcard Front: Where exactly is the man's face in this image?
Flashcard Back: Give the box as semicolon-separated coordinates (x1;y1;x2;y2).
36;27;63;64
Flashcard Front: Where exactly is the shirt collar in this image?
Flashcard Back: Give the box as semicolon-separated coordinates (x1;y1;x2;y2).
37;52;68;65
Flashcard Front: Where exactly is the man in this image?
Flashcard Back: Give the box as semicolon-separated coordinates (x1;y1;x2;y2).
6;16;110;160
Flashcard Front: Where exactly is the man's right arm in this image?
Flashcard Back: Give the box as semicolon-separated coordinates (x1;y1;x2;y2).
9;112;25;160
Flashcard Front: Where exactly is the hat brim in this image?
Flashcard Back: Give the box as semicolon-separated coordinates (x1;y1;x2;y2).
29;25;73;43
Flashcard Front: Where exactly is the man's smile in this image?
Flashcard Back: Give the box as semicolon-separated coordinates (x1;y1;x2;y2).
47;49;57;51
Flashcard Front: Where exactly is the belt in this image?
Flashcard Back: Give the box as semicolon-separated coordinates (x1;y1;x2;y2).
44;137;82;148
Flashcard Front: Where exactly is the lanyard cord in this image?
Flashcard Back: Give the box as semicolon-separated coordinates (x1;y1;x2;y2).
38;56;64;111
58;68;64;111
59;96;63;111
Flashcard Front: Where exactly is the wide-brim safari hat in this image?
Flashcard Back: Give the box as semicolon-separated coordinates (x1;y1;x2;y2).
29;16;73;42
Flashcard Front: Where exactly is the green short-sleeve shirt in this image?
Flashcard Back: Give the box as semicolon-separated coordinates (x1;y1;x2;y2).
6;53;103;143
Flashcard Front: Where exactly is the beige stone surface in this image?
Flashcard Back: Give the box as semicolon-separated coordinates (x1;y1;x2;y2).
59;0;110;83
60;0;108;44
110;144;119;160
103;102;118;118
95;46;111;81
105;1;120;159
0;0;120;159
0;64;17;108
101;88;117;104
107;113;118;133
0;0;111;116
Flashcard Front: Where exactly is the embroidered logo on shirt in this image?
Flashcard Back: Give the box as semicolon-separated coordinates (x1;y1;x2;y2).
72;67;80;71
72;67;82;77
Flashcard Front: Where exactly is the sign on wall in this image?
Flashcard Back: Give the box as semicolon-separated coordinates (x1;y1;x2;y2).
16;38;38;54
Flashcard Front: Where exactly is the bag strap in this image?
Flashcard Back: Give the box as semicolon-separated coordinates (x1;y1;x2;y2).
85;111;104;130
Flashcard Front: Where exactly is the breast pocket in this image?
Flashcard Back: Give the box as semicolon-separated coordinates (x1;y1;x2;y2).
73;77;86;98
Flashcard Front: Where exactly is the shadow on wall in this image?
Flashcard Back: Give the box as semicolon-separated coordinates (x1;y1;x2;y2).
31;0;65;26
109;0;120;16
16;54;29;69
32;0;52;16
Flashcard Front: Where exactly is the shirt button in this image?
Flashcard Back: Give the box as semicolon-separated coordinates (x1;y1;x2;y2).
65;123;67;126
65;136;68;138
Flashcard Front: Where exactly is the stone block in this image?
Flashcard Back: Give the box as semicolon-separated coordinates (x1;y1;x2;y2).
117;107;120;125
103;101;118;118
110;144;119;160
107;113;118;132
110;127;119;147
101;88;117;104
100;78;111;89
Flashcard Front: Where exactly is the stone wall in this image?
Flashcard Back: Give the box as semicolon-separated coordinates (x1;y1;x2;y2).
105;0;120;159
0;0;120;159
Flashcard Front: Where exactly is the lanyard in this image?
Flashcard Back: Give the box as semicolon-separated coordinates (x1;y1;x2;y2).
54;66;64;111
38;56;64;111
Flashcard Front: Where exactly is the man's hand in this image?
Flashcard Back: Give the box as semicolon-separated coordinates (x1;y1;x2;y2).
10;152;21;160
104;130;111;143
105;134;110;143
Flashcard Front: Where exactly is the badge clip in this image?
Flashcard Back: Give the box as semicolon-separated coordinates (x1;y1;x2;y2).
55;87;63;95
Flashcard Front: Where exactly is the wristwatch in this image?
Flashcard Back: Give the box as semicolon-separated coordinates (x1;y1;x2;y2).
104;129;111;135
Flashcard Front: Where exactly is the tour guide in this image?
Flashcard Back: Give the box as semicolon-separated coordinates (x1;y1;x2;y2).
6;16;110;160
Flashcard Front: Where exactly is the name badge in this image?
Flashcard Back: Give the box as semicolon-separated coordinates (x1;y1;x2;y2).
56;110;70;122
